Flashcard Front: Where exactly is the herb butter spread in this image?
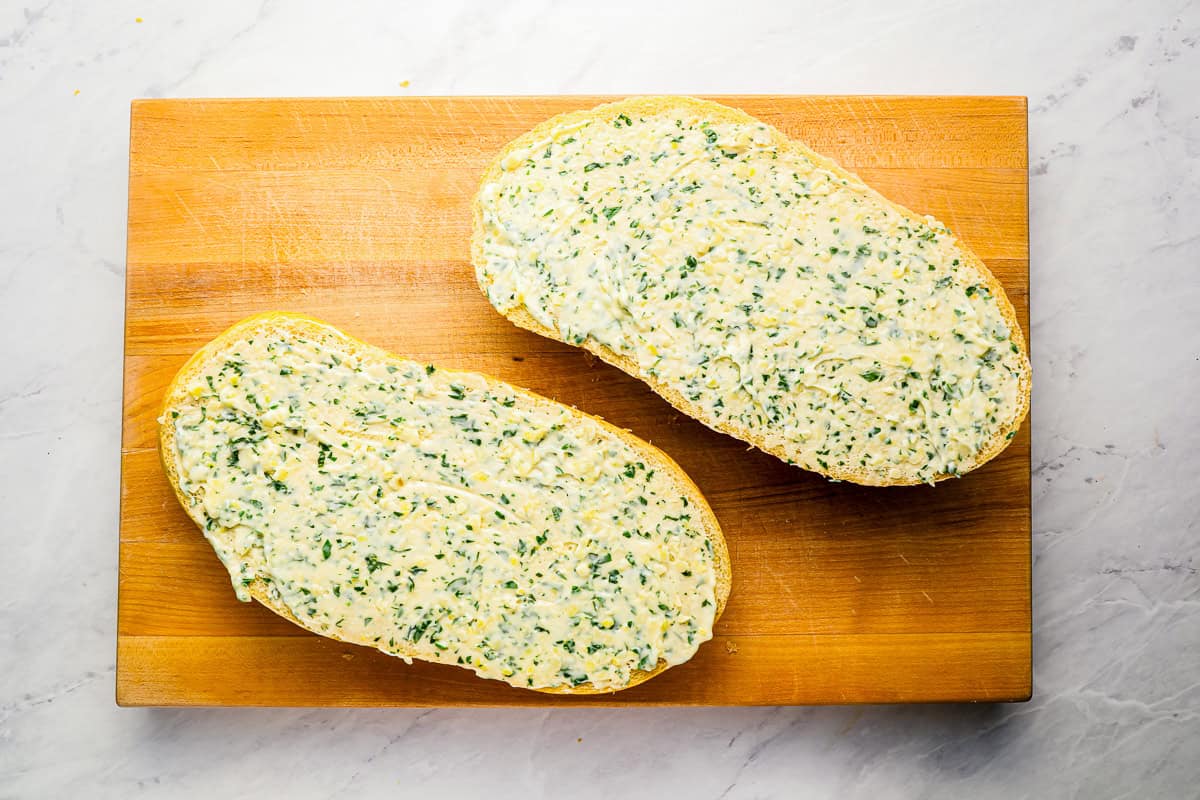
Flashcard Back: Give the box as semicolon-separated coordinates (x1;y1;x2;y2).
474;97;1030;485
162;315;724;692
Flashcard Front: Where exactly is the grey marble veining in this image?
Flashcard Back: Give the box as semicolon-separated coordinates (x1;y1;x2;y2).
1;0;1197;797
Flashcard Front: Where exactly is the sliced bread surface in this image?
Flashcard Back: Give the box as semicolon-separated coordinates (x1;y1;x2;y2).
160;312;730;693
473;96;1031;486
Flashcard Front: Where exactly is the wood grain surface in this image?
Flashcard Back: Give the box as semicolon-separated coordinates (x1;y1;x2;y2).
119;96;1031;706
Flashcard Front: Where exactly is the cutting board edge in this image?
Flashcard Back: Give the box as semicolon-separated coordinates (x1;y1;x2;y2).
114;630;1032;707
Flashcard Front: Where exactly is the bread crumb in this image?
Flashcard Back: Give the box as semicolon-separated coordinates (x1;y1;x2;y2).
576;737;582;743
725;640;738;654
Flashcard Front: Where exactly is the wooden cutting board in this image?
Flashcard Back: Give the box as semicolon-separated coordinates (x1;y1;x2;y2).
119;96;1031;706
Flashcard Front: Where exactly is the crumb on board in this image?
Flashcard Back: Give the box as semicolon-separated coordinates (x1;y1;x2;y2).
725;640;739;655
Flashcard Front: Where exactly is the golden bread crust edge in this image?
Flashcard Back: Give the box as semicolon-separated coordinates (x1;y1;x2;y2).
470;95;1031;487
158;311;731;695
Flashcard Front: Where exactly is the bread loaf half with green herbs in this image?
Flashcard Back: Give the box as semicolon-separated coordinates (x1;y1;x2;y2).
473;96;1031;486
159;313;730;693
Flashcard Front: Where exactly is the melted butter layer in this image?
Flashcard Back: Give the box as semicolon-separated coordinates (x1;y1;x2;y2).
476;102;1027;483
168;324;718;690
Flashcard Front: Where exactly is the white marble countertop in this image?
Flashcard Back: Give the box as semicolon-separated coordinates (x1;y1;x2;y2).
2;0;1197;796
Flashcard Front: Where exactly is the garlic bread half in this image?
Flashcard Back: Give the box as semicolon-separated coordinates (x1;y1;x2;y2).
473;96;1030;486
159;313;729;693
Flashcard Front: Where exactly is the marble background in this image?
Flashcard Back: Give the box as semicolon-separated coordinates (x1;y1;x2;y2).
2;0;1197;797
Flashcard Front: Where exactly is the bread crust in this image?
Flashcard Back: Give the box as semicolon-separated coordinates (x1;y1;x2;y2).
471;96;1031;486
159;312;731;694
